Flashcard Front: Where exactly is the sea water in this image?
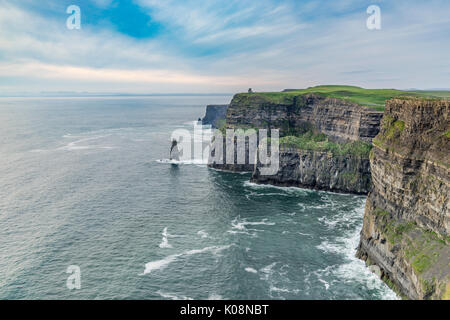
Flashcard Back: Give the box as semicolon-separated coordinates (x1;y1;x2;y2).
0;96;397;299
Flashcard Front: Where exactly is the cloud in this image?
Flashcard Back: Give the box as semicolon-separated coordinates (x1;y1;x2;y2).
0;0;449;94
0;61;273;86
136;0;307;49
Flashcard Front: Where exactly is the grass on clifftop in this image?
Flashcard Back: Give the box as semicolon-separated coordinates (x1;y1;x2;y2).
279;131;372;157
239;85;450;111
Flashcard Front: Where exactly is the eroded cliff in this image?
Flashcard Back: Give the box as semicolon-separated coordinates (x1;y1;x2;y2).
251;146;371;194
209;92;379;194
357;98;450;299
202;104;228;129
226;93;383;142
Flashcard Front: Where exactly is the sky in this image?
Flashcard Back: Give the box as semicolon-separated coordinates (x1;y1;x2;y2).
0;0;449;95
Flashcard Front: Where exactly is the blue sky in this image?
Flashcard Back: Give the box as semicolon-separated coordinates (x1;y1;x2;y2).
1;0;450;94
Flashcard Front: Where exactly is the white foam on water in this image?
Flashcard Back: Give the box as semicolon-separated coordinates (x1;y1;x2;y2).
245;267;258;274
270;286;299;294
333;228;398;299
58;135;114;151
310;203;331;210
246;191;293;198
257;261;299;299
318;278;330;290
207;293;223;300
296;203;310;215
227;229;258;237
33;134;117;153
243;181;361;198
231;217;275;230
156;290;193;300
316;240;341;253
268;282;300;299
317;216;338;229
316;196;366;230
143;254;178;275
315;202;399;300
243;181;313;195
227;217;274;237
197;230;209;238
207;167;250;175
297;232;312;237
259;262;277;281
156;159;207;165
143;245;231;275
159;227;173;249
270;286;289;293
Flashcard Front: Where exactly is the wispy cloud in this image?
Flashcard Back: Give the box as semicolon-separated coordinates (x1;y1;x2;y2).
0;0;449;94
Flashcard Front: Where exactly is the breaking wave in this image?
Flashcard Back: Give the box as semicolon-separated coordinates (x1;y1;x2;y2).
143;245;231;275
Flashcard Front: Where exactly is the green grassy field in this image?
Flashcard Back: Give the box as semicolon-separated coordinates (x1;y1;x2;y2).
278;131;373;157
240;85;450;111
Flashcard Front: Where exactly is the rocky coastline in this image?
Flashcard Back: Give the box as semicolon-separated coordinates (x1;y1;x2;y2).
251;146;371;195
201;90;449;299
206;92;379;194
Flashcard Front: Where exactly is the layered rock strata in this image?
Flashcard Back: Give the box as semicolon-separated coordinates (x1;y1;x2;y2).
202;104;228;129
251;146;371;194
226;93;383;143
357;98;450;300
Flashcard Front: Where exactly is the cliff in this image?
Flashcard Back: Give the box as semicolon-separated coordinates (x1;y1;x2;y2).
208;136;255;172
226;93;383;143
209;92;379;194
251;146;371;194
202;104;228;129
357;98;450;299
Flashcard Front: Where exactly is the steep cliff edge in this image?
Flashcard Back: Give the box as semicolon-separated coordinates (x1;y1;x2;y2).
227;93;383;143
202;104;228;129
252;145;371;194
357;98;450;299
209;93;382;184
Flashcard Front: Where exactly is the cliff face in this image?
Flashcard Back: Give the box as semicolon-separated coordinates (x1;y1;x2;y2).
208;136;255;172
202;104;228;129
210;93;379;194
251;146;371;194
357;98;450;299
226;93;383;143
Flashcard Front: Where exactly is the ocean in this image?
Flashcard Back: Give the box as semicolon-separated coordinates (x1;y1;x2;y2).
0;96;396;300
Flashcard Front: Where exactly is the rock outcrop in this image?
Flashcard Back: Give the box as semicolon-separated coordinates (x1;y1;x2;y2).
203;92;450;298
202;104;228;129
209;93;380;194
226;93;383;143
208;136;255;172
251;146;371;194
357;98;450;299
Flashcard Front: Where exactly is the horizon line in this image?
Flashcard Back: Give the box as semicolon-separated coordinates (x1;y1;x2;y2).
0;92;235;98
2;87;450;98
